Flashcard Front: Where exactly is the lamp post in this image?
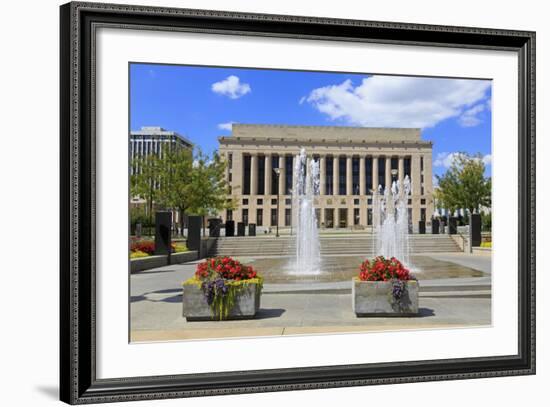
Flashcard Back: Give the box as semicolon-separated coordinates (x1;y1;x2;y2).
273;167;281;238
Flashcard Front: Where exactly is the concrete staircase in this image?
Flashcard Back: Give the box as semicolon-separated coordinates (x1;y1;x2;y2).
209;234;462;257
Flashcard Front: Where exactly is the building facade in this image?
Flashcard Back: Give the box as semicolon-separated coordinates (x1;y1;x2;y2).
129;126;193;231
130;126;193;175
219;124;434;230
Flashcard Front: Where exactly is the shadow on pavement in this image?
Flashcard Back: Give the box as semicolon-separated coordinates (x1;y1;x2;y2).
418;307;435;317
255;308;286;319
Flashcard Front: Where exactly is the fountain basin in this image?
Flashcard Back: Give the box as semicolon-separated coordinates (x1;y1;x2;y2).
352;279;419;317
182;282;262;321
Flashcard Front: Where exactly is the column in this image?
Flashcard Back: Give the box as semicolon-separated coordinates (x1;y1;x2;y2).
278;155;286;196
334;206;340;228
233;151;243;197
398;156;405;184
333;155;339;196
320;206;326;227
264;154;272;196
411;154;422;228
250;153;258;196
359;155;366;195
320;155;326;195
372;156;379;192
346;155;353;195
385;156;391;190
424;152;434;220
411;154;421;196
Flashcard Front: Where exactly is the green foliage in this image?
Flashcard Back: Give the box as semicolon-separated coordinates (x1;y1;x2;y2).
130;206;153;228
130;147;235;233
480;241;492;248
435;153;491;214
182;276;264;320
481;212;492;231
130;250;150;259
173;243;188;253
187;149;236;217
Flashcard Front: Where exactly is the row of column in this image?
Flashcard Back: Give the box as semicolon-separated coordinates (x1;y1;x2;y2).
245;153;419;196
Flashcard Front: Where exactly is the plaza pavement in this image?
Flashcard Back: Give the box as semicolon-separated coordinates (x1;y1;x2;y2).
130;252;492;342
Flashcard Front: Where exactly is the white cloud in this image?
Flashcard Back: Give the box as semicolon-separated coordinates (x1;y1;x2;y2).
458;104;485;127
434;152;465;168
211;75;251;99
218;122;236;131
303;76;491;128
434;152;492;169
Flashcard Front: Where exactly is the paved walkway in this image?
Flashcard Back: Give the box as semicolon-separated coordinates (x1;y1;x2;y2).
130;253;491;342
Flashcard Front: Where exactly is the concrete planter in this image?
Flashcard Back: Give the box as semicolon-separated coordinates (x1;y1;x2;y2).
182;282;261;321
352;279;419;316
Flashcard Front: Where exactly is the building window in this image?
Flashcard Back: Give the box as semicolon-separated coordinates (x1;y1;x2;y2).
339;156;346;195
228;153;233;169
352;157;360;195
242;209;249;225
285;198;291;205
354;208;360;225
285;208;291;226
256;209;263;226
420;156;424;171
421;186;425;195
326;156;333;195
271;154;279;195
421;208;426;222
285;155;293;195
354;199;360;205
243;155;251;195
242;199;248;205
420;174;424;183
257;155;265;195
367;208;373;226
404;156;411;179
257;199;263;205
365;156;373;193
325;208;334;228
408;199;412;205
378;157;386;190
228;172;232;182
421;199;426;205
271;198;277;205
226;209;233;221
271;208;277;226
367;198;373;205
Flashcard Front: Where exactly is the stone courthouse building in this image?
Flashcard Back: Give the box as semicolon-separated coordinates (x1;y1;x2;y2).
218;124;434;231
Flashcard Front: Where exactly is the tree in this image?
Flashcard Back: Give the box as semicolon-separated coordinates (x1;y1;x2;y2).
435;153;491;216
130;153;163;227
155;146;194;235
187;150;236;235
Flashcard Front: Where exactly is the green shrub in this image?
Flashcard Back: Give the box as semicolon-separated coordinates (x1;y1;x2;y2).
130;250;150;259
173;243;188;253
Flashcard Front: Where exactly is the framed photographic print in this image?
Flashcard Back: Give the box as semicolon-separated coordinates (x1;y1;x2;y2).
60;1;535;404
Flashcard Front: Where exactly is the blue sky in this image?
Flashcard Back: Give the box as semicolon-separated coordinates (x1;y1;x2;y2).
130;63;492;179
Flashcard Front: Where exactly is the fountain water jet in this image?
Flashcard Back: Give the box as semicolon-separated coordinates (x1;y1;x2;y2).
288;148;321;275
372;176;412;269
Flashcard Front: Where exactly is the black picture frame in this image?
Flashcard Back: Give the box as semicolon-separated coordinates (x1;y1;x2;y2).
60;1;536;404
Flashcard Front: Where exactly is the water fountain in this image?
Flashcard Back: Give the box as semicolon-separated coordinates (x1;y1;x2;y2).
289;148;321;275
372;176;412;268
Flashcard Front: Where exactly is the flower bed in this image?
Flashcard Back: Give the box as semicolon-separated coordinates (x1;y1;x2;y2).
353;256;419;316
182;257;263;321
129;238;186;257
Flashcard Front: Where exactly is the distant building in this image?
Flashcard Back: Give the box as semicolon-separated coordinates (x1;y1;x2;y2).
129;127;193;233
218;124;434;230
130;126;192;174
